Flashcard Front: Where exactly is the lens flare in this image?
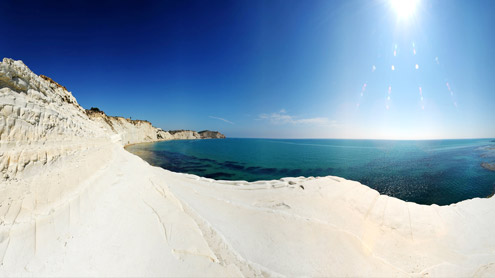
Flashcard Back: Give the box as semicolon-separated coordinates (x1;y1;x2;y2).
446;82;455;96
385;85;392;110
415;64;419;70
419;87;424;107
391;65;395;71
360;83;367;97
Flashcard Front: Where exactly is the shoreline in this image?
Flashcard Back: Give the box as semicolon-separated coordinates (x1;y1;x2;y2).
124;138;495;207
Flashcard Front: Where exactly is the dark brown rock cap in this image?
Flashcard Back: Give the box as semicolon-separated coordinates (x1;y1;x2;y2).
198;130;226;139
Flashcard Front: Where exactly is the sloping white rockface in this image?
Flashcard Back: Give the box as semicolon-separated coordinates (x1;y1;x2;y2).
86;110;171;145
85;111;224;145
0;58;114;178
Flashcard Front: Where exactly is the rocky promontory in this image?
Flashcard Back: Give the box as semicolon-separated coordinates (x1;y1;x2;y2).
199;130;226;139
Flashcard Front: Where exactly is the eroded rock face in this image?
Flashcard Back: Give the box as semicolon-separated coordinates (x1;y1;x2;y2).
85;112;226;145
85;109;165;145
0;58;107;180
168;129;201;139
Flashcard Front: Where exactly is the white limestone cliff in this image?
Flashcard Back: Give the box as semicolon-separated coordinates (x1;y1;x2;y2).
0;58;109;181
85;110;225;145
85;109;168;145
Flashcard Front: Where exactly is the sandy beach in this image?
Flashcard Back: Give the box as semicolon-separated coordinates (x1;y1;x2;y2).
1;58;495;277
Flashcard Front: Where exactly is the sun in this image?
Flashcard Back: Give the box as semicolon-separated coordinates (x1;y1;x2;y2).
390;0;420;20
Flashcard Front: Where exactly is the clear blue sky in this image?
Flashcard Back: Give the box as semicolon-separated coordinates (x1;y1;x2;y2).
1;0;494;139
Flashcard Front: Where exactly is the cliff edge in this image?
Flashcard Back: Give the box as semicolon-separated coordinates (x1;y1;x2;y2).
85;108;225;145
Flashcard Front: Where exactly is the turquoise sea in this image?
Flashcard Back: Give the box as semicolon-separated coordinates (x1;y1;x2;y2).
126;138;495;205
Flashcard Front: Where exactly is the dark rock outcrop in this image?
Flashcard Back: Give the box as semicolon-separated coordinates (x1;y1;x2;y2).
199;130;226;139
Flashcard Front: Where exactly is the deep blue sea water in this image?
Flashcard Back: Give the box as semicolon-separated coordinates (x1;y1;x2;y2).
126;138;495;205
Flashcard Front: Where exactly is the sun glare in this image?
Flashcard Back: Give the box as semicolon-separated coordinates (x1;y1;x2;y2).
390;0;419;20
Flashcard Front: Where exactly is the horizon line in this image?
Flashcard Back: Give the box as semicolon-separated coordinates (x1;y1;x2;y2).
224;137;495;141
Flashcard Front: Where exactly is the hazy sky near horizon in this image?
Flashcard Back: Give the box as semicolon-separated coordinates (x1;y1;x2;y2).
1;0;494;139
